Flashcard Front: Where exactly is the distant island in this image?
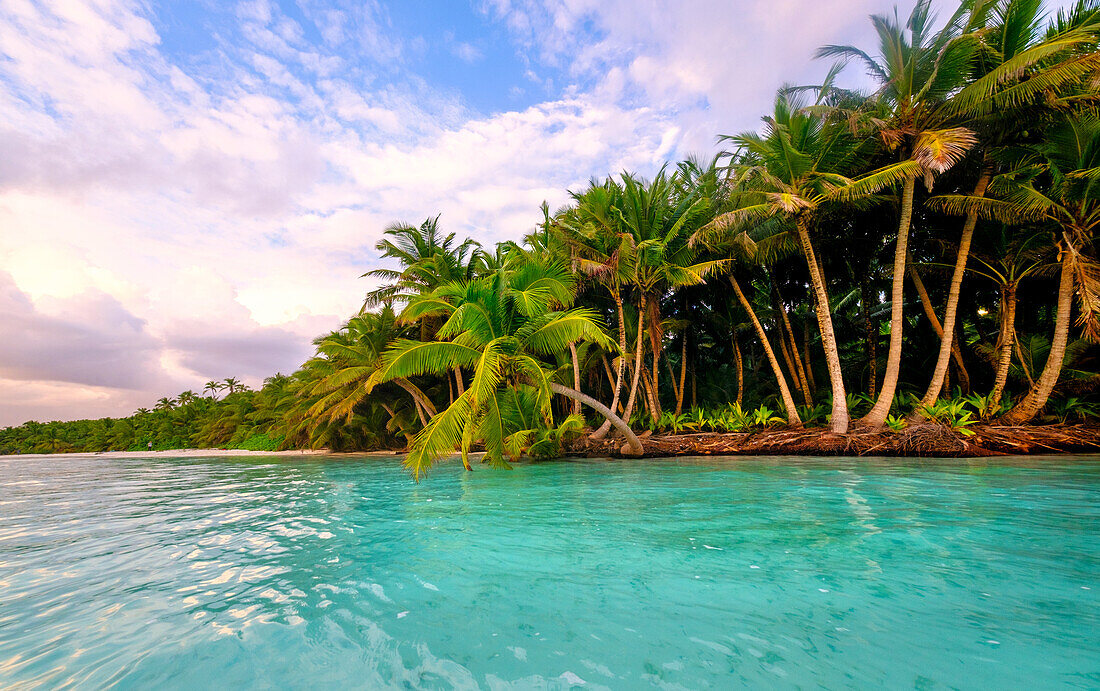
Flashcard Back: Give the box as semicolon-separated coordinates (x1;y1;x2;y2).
5;0;1100;473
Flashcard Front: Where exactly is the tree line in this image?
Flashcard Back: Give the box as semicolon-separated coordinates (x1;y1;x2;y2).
4;0;1099;474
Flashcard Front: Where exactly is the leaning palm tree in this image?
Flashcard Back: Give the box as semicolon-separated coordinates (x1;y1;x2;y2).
372;258;643;480
687;159;804;424
934;113;1100;422
820;0;984;428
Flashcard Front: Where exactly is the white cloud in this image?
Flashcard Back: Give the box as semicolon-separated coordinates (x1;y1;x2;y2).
453;42;483;63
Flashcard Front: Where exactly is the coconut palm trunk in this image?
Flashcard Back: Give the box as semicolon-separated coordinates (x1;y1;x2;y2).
918;164;992;407
591;293;628;440
394;378;437;423
862;177;916;429
729;275;801;424
908;259;971;391
989;284;1017;405
1002;246;1074;424
647;297;663;421
641;367;659;420
795;222;847;432
675;332;688;415
732;330;744;407
778;327;808;406
622;293;648;425
548;382;643;456
779;301;812;406
801;319;816;392
568;342;582;415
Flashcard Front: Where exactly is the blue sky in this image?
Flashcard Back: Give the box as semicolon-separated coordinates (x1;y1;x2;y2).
0;0;1063;424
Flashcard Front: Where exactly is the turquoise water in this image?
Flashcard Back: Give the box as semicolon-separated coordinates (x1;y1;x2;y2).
0;455;1097;689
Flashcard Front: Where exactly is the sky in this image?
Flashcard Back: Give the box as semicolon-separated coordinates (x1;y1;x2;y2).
0;0;1026;425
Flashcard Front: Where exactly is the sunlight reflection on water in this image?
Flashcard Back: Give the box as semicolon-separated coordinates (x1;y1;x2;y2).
0;453;1098;688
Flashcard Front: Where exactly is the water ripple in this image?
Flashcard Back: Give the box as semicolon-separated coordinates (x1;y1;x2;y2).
0;454;1098;688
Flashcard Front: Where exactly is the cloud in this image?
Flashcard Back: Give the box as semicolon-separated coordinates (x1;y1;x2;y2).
0;271;166;391
453;42;483;63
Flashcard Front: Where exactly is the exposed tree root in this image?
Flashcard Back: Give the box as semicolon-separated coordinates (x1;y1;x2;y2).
565;423;1100;458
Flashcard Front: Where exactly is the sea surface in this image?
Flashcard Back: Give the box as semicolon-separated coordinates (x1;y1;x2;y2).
0;454;1097;689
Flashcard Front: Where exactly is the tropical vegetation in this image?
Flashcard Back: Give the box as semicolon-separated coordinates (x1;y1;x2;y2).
3;0;1099;477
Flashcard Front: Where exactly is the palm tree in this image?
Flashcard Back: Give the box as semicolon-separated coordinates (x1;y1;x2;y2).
617;169;724;423
960;227;1050;403
821;0;984;428
373;258;642;479
203;380;224;399
154;397;176;411
222;378;243;395
935;113;1100;422
700;89;903;432
689;168;804;425
555;179;635;438
310;305;438;428
916;0;1100;409
362;216;482;308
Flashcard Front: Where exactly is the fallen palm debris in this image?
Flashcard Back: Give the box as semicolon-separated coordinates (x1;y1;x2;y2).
565;423;1100;458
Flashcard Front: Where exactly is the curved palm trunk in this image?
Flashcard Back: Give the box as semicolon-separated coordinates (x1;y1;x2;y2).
548;381;643;456
795;222;847;433
1002;248;1074;424
591;292;627;440
395;378;437;423
733;330;744;408
622;293;648;425
730;275;801;424
779;301;812;405
918;163;990;407
989;284;1017;405
909;260;971;392
641;366;659;419
862;177;915;429
568;342;582;415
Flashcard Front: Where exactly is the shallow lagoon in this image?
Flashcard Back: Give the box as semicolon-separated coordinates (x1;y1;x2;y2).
1;454;1097;689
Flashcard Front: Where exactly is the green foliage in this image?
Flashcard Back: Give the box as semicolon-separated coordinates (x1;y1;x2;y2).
796;403;830;427
885;414;908;432
917;399;980;436
237;433;285;451
1044;396;1100;423
964;392;1011;420
750;404;785;428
